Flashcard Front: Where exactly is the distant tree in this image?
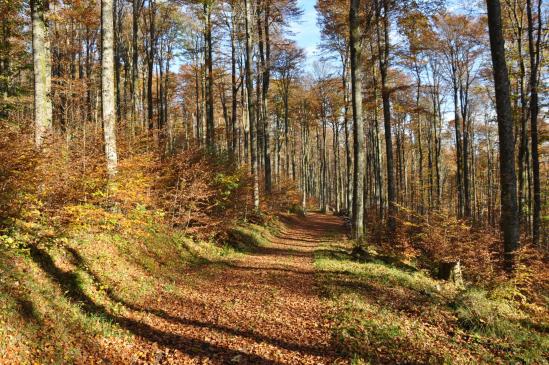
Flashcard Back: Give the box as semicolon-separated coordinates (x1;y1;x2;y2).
272;42;305;183
317;0;353;213
131;0;144;130
146;0;157;134
434;13;484;219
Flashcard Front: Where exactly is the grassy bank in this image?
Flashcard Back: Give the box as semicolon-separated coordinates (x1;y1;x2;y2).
0;203;272;363
315;241;548;364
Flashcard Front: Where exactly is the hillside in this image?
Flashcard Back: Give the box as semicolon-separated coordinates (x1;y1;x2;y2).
1;209;547;364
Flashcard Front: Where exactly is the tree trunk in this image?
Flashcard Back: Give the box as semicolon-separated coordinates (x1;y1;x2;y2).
131;0;141;133
486;0;520;271
114;0;121;123
31;0;53;148
526;0;541;246
258;0;272;194
101;0;118;179
333;121;341;212
342;60;353;213
204;1;215;150
377;0;396;234
460;75;471;218
244;0;260;210
350;0;365;241
1;17;11;102
147;0;156;133
230;7;238;157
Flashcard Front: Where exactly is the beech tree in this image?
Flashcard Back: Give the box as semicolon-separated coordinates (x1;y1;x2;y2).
204;0;215;150
244;0;260;210
486;0;520;270
349;0;365;240
31;0;53;148
526;0;542;246
101;0;118;178
2;0;547;257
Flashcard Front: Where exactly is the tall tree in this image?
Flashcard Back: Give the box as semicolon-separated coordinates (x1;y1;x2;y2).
349;0;365;241
131;0;143;131
31;0;53;147
102;0;119;178
244;0;260;210
376;0;396;233
526;0;541;245
228;1;239;157
146;0;156;132
486;0;519;271
257;0;272;194
204;0;215;150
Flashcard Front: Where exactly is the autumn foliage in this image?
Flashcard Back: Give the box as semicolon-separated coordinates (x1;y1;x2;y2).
0;123;258;242
362;206;549;311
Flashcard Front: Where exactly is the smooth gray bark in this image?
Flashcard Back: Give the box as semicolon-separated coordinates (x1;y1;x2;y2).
31;0;53;148
244;0;260;210
102;0;119;178
350;0;365;241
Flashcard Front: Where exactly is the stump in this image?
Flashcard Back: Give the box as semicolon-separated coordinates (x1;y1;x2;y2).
438;260;464;288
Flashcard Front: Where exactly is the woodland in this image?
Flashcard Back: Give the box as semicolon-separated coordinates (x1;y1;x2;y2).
0;0;547;363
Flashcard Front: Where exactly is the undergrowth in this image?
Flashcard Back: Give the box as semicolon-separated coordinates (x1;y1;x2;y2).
0;125;289;363
0;200;275;362
315;241;549;365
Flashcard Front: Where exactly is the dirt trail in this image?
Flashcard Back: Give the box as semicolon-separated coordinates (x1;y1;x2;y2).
128;213;347;365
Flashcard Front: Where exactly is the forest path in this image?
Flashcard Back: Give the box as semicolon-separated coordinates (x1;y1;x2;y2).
129;213;348;365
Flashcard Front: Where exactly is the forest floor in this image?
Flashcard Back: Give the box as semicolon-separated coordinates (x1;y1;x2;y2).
1;210;547;364
125;212;347;365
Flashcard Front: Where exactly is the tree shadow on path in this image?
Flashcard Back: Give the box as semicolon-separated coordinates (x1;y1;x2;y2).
28;244;279;364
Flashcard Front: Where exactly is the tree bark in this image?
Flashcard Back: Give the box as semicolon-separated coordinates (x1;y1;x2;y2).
101;0;119;179
204;1;215;150
258;0;272;194
244;0;260;210
350;0;365;241
526;0;541;246
230;6;238;157
31;0;53;148
131;0;141;133
377;0;396;234
486;0;520;271
147;0;156;133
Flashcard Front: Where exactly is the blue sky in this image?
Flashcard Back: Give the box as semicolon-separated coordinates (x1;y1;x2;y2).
288;0;322;70
286;0;479;71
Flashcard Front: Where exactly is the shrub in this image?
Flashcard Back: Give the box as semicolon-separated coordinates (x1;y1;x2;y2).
0;123;39;224
0;123;253;243
154;148;250;239
288;203;305;216
265;177;301;212
381;207;500;284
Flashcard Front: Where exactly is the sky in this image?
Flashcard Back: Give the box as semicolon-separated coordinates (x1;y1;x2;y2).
288;0;322;71
286;0;479;72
